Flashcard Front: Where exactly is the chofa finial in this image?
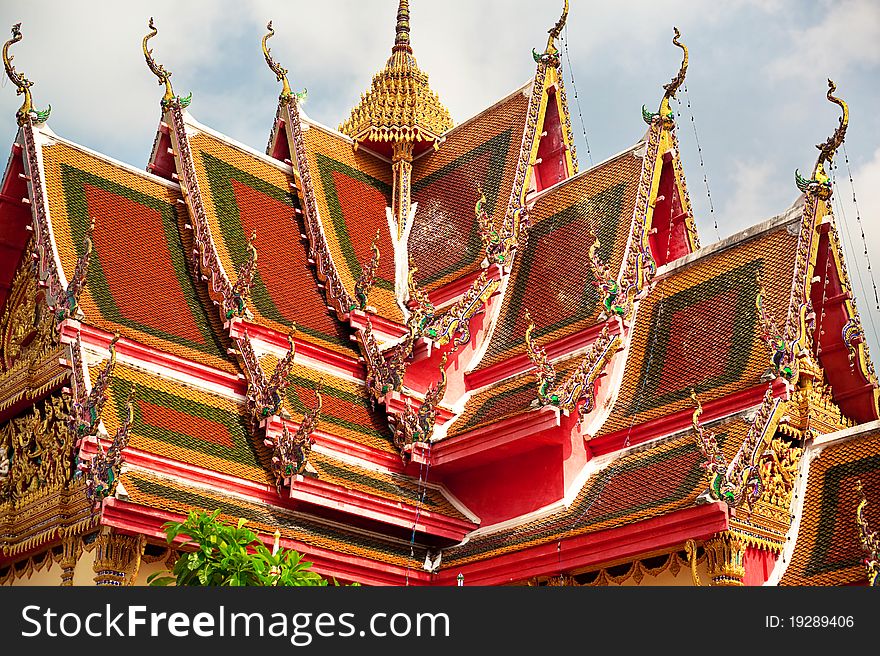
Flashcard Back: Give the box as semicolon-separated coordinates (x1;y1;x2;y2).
262;21;293;101
642;27;688;128
143;18;190;108
2;23;51;126
533;0;568;65
795;79;849;200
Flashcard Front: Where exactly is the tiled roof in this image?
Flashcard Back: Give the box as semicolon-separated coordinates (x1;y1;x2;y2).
299;124;401;322
119;469;421;569
97;362;270;485
187;131;356;356
781;427;880;586
449;352;584;438
42;141;236;373
309;451;468;522
595;220;799;438
444;415;745;567
408;86;530;291
475;146;645;372
284;362;396;454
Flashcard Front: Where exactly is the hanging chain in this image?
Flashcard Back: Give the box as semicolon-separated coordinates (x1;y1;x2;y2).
562;25;593;167
832;165;880;347
405;442;433;586
680;85;720;241
842;143;880;311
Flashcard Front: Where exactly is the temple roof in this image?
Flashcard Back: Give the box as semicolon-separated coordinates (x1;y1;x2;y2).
339;0;453;150
778;421;880;586
473;143;646;374
408;83;532;292
444;412;744;568
39;131;237;373
593;206;802;440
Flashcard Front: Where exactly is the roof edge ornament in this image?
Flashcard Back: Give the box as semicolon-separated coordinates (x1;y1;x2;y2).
642;26;687;128
143;17;190;109
3;23;50;126
855;479;880;586
795;79;848;200
532;0;568;66
262;21;295;102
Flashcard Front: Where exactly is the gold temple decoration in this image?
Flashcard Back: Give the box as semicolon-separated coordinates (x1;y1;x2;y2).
339;0;453;238
643;27;687;129
143;18;186;108
59;536;83;586
704;531;746;586
533;0;568;65
684;539;703;586
92;528;146;586
262;21;293;101
855;480;879;586
3;23;50;126
796;79;849;199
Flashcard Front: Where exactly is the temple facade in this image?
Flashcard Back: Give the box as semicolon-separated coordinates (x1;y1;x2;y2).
1;1;878;587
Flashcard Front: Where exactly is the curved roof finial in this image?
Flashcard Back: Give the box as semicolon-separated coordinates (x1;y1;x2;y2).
262;21;293;101
143;17;176;108
532;0;568;65
3;23;50;126
661;27;688;113
393;0;412;54
795;79;849;199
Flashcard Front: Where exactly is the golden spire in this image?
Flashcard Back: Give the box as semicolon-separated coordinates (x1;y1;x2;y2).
262;21;292;101
338;0;453;147
143;18;177;108
3;23;50;126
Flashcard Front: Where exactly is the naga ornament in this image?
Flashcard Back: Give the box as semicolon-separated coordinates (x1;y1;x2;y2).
56;219;94;322
406;261;436;337
77;385;136;505
240;329;297;419
855;480;880;586
525;310;557;404
643;27;687;129
690;387;778;509
266;386;322;493
143;18;192;109
2;23;51;125
68;333;120;442
426;269;498;349
756;274;798;382
587;233;624;319
352;230;380;312
226;230;258;320
532;0;568;67
795;79;848;200
392;354;448;454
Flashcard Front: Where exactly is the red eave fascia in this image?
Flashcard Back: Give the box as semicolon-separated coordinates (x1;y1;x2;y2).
411;405;562;469
59;319;244;393
288;476;476;541
432;501;729;586
100;498;430;586
348;309;409;342
227;317;365;379
588;378;790;457
85;442;471;540
467;320;620;391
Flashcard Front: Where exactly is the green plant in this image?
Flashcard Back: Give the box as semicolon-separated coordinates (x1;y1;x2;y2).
147;509;327;586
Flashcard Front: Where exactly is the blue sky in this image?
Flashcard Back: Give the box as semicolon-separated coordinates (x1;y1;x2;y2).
2;0;879;358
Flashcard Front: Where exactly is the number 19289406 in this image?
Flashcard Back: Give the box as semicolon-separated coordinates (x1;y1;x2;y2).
765;616;854;628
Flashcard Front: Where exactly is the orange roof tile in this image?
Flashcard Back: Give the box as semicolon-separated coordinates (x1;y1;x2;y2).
41;140;236;373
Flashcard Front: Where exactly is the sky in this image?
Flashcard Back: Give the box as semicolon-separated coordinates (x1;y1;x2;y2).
1;0;879;359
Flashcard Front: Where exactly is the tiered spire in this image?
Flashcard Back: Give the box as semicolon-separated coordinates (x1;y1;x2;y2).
339;0;453;147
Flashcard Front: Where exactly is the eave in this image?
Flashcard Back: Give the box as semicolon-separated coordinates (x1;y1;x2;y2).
434;501;730;586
